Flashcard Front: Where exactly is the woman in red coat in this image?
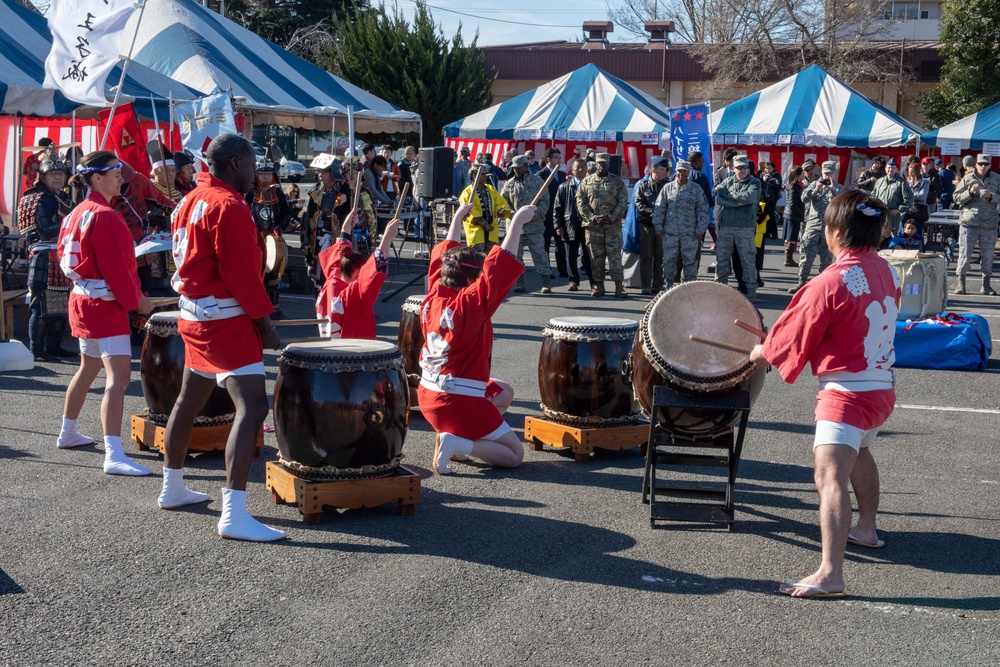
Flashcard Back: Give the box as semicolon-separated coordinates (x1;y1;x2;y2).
315;211;399;339
56;151;152;476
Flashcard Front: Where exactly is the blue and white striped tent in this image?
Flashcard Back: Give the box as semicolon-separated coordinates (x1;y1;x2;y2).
921;101;1000;150
0;0;204;118
709;65;923;148
126;0;421;133
444;64;672;142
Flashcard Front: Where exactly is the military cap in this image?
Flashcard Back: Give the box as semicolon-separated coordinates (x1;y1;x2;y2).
821;160;836;173
595;152;611;163
510;155;530;168
674;160;692;171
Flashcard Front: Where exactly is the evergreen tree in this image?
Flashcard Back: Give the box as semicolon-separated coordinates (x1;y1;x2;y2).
919;0;1000;128
325;2;493;143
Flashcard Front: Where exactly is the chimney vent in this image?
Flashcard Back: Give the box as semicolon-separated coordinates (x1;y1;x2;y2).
582;21;613;50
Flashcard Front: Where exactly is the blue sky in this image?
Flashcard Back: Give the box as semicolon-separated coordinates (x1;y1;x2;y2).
396;1;618;46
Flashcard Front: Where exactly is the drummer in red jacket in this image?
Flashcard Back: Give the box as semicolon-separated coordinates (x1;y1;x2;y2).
751;190;901;599
315;211;400;339
159;134;284;543
55;150;153;476
418;201;535;474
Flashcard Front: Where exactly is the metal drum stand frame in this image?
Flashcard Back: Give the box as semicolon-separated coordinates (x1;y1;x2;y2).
641;385;751;531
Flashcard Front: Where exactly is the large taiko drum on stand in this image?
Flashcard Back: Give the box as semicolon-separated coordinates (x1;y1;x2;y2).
273;340;410;479
538;316;639;426
631;282;766;440
397;294;426;388
140;311;236;424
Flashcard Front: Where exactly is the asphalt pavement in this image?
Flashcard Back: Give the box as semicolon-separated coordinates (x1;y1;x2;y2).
1;242;999;666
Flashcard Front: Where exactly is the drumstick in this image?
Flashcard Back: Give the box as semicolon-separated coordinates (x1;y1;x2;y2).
280;336;328;345
734;319;767;339
271;319;325;326
393;183;411;219
351;170;363;215
530;168;557;207
689;335;753;356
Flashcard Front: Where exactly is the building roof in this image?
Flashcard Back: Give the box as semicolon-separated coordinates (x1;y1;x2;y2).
480;40;944;83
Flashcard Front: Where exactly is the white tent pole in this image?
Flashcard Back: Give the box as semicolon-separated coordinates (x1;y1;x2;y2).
329;115;335;154
347;106;355;159
99;0;149;150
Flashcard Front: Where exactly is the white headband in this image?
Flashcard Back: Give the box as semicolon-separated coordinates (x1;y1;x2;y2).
151;159;176;170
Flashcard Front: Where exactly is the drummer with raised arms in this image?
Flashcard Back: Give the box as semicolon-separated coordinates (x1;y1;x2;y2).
418;200;536;474
750;190;901;599
159;133;285;543
315;209;400;339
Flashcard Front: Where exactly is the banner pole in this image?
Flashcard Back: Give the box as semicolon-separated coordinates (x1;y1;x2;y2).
150;94;175;201
99;0;148;150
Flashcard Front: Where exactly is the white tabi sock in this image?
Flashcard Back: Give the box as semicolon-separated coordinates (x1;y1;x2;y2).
434;432;473;475
56;417;95;449
217;488;286;542
102;436;152;476
158;468;210;509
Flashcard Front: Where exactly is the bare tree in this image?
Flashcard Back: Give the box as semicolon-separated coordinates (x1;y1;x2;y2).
608;0;907;99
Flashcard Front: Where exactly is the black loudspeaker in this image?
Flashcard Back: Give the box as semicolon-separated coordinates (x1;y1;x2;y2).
417;147;455;199
608;154;623;177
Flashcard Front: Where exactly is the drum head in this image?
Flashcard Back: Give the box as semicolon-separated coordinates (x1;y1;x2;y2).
280;339;403;372
146;310;180;336
265;235;287;272
642;282;762;386
544;316;637;341
402;294;426;314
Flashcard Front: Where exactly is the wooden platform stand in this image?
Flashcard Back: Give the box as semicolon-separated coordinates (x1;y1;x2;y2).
524;415;649;463
642;385;751;531
130;414;264;456
265;461;421;525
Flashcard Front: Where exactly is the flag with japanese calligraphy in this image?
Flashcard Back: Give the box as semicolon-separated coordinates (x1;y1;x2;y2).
98;102;151;176
173;92;238;169
43;0;141;106
670;104;714;188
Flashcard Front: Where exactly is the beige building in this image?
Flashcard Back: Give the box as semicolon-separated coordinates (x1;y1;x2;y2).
481;22;943;128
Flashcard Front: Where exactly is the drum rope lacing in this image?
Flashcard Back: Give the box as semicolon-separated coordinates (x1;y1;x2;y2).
542;325;638;343
639;305;756;388
541;405;639;427
278;455;402;480
144;409;235;427
279;350;405;374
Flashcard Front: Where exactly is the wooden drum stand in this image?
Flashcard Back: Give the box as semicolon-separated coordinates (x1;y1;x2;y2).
131;414;263;456
265;461;421;525
524;415;649;463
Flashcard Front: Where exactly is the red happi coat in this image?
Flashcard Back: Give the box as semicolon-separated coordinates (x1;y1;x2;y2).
762;248;902;430
58;192;142;339
171;173;274;372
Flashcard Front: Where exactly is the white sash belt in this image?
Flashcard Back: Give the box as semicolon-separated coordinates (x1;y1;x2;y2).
178;295;245;322
72;279;116;301
420;372;488;398
818;368;894;392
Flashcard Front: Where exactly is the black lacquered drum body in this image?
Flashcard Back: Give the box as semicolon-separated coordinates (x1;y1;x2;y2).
397;295;425;388
140;311;236;423
631;282;766;440
273;340;410;478
538;316;639;426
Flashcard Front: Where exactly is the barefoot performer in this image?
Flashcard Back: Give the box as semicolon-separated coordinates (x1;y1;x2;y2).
417;201;536;474
158;134;285;542
750;190;900;599
56;151;153;475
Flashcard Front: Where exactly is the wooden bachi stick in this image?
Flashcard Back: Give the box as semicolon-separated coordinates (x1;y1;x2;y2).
689;334;753;356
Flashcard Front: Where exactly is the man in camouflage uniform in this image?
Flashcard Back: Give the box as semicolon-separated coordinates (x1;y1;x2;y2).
653;160;709;288
577;153;629;298
789;160;845;294
714;155;762;302
502;154;552;293
953;154;1000;295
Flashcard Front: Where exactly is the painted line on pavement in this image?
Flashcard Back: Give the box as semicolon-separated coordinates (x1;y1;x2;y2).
895;403;1000;414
